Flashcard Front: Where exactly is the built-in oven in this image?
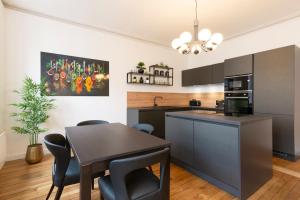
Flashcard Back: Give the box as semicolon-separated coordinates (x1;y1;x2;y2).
224;92;253;116
224;74;253;92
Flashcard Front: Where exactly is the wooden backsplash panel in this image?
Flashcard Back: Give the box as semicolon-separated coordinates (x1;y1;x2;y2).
127;92;224;108
189;92;224;107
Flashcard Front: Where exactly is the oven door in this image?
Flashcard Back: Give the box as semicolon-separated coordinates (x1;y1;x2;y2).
224;94;253;116
224;74;253;91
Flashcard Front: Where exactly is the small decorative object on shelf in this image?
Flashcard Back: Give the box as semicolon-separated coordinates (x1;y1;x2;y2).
139;77;144;83
133;76;137;83
136;61;146;74
127;62;173;86
145;77;150;84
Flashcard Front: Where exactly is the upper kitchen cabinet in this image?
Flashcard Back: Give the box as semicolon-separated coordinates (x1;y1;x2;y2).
182;63;224;86
182;66;212;86
196;66;213;85
182;68;198;86
212;63;224;84
254;45;295;115
224;55;253;77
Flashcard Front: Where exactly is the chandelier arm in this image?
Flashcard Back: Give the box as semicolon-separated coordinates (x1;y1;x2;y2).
195;0;198;22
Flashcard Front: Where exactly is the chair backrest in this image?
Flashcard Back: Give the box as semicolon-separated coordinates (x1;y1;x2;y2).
44;134;71;186
109;148;170;200
77;120;109;126
132;123;154;134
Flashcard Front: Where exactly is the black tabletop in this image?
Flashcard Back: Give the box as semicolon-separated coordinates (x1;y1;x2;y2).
65;123;171;165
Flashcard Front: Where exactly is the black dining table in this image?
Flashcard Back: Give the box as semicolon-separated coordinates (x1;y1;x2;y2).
65;123;171;200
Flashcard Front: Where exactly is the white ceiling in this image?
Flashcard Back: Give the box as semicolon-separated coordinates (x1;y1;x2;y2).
3;0;300;46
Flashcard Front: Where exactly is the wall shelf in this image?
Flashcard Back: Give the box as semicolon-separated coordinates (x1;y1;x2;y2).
127;64;173;86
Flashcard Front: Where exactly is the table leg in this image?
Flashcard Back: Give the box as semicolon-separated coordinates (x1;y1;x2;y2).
166;150;170;200
80;165;92;200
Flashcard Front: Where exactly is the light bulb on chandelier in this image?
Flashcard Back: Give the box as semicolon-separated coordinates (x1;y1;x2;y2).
171;0;223;55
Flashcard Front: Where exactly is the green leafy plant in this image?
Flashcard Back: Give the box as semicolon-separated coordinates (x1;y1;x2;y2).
158;62;169;68
11;77;55;145
136;61;146;70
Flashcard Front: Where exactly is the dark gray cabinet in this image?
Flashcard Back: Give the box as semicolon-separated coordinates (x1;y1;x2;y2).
254;46;295;115
196;66;213;85
182;63;224;86
212;63;224;83
139;110;165;138
272;115;294;155
182;66;212;86
165;117;194;166
165;114;272;200
224;55;253;77
127;107;194;139
194;121;239;188
182;68;198;86
253;45;299;158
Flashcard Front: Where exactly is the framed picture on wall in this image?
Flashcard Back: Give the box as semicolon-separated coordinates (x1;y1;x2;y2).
41;52;109;96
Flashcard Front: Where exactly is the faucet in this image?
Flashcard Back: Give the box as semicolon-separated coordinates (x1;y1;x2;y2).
153;96;163;107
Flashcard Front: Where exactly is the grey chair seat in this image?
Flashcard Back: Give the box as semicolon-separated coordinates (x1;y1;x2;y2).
53;157;79;186
53;157;104;186
99;168;160;200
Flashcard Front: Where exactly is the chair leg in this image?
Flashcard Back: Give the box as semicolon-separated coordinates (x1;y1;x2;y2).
46;183;55;200
148;165;153;173
92;178;95;190
54;185;64;200
100;193;104;200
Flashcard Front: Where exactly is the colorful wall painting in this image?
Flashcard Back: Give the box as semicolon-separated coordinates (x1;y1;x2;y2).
41;52;109;96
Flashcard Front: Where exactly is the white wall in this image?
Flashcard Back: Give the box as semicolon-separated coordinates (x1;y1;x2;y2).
0;0;5;133
4;8;188;160
0;0;7;168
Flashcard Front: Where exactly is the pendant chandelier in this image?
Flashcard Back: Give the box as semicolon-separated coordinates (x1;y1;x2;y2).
171;0;223;55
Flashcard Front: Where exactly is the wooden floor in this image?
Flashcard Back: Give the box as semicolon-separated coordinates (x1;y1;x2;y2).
1;156;300;200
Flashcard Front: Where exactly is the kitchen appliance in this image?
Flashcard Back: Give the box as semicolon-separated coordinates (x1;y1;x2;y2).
224;92;253;116
189;99;201;106
224;74;253;92
215;100;224;110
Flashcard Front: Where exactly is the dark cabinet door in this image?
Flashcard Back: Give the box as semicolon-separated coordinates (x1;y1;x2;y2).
196;66;213;85
254;46;295;115
182;66;212;86
272;114;294;154
182;69;198;86
139;110;165;139
165;117;194;166
224;55;253;77
212;63;224;84
194;121;240;188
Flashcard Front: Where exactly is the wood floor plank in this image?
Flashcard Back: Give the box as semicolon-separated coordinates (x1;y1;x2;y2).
1;155;300;199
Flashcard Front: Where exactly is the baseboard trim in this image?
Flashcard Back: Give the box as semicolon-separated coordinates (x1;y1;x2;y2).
6;148;50;161
273;165;300;179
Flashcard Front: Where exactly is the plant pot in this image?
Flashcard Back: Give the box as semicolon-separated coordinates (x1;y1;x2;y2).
138;68;144;74
25;144;44;164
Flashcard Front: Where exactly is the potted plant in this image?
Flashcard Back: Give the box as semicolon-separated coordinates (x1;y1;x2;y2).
159;62;169;69
136;62;146;74
11;77;55;164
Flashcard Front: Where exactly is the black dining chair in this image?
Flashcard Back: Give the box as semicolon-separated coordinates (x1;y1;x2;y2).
132;123;154;135
77;120;109;126
132;123;155;172
44;134;104;200
98;148;170;200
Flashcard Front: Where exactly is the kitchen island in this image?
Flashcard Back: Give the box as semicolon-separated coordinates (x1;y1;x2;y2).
165;110;272;200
